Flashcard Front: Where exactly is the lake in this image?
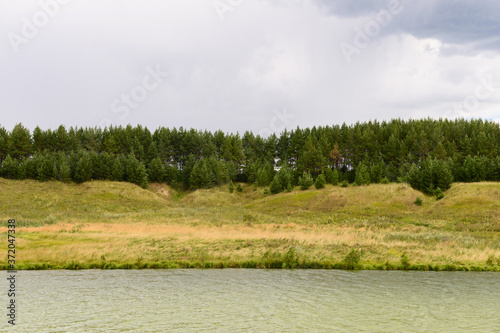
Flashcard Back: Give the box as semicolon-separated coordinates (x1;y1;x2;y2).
6;270;500;332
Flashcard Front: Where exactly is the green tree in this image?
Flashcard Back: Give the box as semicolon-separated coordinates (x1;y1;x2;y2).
59;159;72;182
111;158;124;181
8;123;32;160
135;162;149;189
269;174;282;194
433;159;453;191
314;173;326;189
37;155;53;181
147;157;164;183
0;155;20;179
299;171;314;190
74;152;93;183
355;163;370;185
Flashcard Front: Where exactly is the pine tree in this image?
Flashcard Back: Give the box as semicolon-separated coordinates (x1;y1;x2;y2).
331;169;339;185
74;152;93;183
135;162;149;189
111;158;124;181
329;142;342;169
8;123;32;160
314;173;326;189
0;155;19;179
299;171;314;190
407;164;422;191
433;159;453;191
463;155;477;182
228;180;234;193
269;174;282;194
355;163;370;185
59;160;71;182
37;155;53;181
147;157;164;183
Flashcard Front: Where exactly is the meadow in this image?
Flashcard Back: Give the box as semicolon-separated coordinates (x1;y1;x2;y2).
1;179;499;270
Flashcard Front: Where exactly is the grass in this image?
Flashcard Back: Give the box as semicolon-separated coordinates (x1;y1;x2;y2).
0;179;499;271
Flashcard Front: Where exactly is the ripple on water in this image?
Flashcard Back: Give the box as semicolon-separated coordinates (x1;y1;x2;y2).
12;270;500;332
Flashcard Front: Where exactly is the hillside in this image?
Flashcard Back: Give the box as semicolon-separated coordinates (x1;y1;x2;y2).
1;179;499;270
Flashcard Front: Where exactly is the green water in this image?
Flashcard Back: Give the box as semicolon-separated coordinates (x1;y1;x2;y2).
6;270;500;332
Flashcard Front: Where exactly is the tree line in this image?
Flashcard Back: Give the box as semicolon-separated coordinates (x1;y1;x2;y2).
0;118;499;194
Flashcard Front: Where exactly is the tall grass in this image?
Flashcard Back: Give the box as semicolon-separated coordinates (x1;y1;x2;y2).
0;179;499;270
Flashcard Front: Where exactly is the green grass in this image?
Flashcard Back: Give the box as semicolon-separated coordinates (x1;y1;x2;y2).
0;179;499;270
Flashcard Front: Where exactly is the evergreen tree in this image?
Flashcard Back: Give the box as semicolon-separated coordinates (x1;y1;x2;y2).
314;173;326;189
463;155;478;182
331;169;340;185
59;160;71;182
407;164;422;191
355;163;370;185
74;152;93;183
269;174;282;194
299;171;314;190
8;123;32;160
433;159;453;191
147;157;164;183
37;155;53;181
0;155;19;179
111;158;124;181
135;162;149;189
228;180;234;193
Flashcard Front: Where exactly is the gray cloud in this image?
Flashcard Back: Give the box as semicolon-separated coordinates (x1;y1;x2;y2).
320;0;500;52
0;0;499;134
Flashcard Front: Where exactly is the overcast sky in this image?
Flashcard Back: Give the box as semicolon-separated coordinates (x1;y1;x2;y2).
1;0;500;134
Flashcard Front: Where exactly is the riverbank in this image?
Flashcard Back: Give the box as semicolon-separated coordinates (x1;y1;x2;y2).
1;179;499;271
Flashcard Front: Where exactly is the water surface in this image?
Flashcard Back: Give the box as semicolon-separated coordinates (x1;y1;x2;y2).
6;270;500;332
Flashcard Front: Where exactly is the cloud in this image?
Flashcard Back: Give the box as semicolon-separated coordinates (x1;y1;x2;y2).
0;0;499;135
320;0;500;53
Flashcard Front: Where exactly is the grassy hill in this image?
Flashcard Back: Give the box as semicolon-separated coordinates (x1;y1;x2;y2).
1;179;499;270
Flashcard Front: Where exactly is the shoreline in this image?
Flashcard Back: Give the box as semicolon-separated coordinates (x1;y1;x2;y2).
3;263;499;272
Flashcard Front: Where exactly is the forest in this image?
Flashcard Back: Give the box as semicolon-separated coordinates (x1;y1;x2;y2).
0;118;499;196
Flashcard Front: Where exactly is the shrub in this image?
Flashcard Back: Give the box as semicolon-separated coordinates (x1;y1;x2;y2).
341;180;348;188
381;177;390;184
314;174;326;189
228;180;234;193
263;188;270;195
414;196;423;206
236;184;243;192
270;176;282;194
400;253;411;269
435;187;444;200
342;248;362;270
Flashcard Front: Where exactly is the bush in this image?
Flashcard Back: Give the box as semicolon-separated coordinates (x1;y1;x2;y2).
299;171;314;190
400;253;411;269
435;187;444;200
263;188;270;195
342;248;362;270
270;175;282;194
228;181;234;193
314;174;326;189
341;180;348;188
236;184;243;192
381;177;390;184
414;196;423;206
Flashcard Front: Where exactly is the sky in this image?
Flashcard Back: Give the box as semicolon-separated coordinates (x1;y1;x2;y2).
1;0;500;135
